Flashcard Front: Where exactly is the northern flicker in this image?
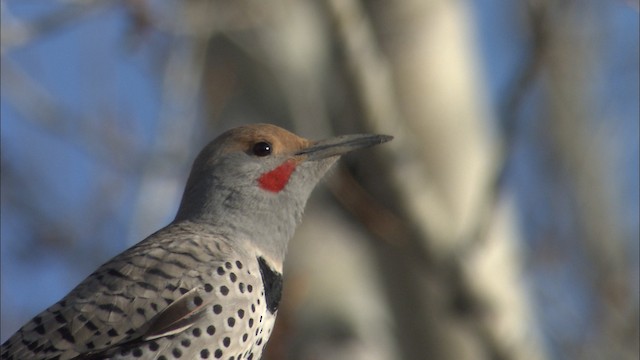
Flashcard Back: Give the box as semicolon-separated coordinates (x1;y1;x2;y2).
1;123;392;360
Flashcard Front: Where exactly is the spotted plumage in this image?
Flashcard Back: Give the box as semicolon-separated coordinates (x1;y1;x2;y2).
1;124;392;359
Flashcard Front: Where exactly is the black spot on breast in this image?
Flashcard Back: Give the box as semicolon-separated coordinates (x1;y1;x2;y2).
206;325;216;335
257;257;283;314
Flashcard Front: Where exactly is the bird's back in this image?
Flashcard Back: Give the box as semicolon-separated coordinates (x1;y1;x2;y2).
1;221;277;360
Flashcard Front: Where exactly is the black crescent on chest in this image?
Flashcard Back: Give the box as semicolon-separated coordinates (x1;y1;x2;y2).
257;257;283;314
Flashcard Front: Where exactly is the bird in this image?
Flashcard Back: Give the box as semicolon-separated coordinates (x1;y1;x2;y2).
1;123;392;360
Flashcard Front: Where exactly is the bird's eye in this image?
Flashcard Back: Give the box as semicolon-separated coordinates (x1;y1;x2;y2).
252;141;272;157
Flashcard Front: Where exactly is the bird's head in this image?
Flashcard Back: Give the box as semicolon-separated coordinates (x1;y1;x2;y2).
175;124;392;264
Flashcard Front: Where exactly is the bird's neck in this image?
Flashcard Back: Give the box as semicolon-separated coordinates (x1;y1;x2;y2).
174;182;305;265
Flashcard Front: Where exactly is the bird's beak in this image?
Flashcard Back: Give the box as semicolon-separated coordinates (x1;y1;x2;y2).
295;133;393;161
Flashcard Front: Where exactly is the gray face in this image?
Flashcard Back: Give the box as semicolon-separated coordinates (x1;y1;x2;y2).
173;124;392;264
175;146;339;265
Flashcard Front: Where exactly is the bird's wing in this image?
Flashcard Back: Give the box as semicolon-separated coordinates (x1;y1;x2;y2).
0;224;235;360
72;284;215;360
140;285;209;340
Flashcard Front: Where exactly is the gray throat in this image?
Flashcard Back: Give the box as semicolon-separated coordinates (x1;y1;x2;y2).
174;179;306;266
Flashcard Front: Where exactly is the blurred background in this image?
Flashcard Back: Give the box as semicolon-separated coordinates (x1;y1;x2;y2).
1;1;638;359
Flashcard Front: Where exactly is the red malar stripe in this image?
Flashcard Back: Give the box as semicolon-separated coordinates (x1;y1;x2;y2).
258;160;297;193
